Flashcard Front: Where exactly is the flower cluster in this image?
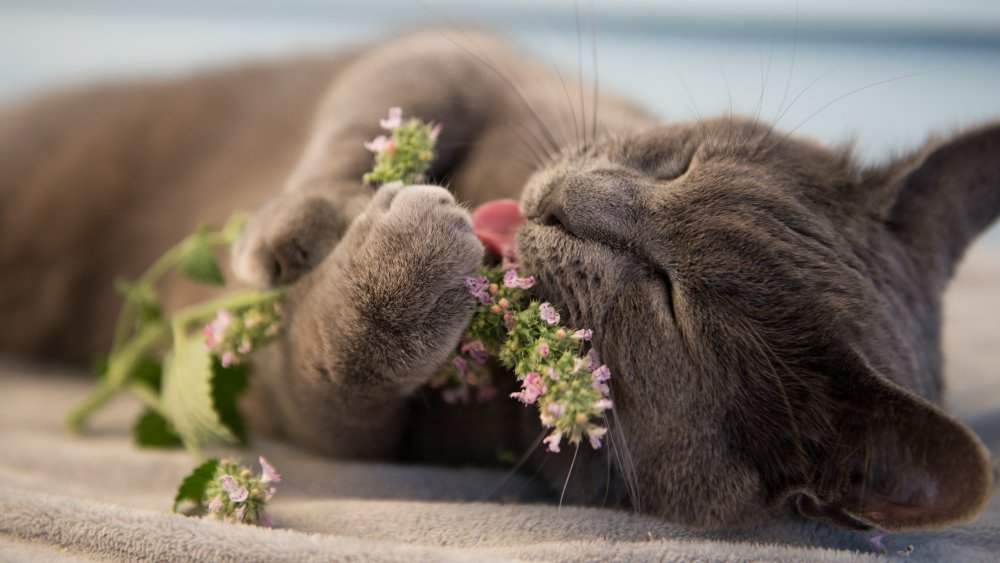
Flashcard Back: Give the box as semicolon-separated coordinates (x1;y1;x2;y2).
363;107;442;186
446;266;613;453
204;302;283;367
204;457;280;527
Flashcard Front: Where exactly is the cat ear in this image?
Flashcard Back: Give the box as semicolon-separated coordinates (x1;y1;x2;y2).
864;122;1000;280
797;353;993;531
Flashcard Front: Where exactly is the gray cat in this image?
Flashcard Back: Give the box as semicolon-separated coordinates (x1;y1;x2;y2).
0;29;996;532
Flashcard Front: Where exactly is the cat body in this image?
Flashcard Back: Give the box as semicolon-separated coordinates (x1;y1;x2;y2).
0;29;996;531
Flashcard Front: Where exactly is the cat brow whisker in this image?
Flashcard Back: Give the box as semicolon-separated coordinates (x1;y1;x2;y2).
416;10;563;160
574;0;589;152
753;64;840;158
588;0;600;147
769;68;946;153
668;61;709;138
773;1;800;128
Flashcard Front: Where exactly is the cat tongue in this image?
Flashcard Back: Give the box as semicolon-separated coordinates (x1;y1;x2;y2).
472;199;523;264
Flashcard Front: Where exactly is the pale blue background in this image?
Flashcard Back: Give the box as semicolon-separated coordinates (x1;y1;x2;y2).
2;0;999;242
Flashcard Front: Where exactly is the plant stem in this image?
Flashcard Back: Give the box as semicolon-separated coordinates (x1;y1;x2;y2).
67;322;169;432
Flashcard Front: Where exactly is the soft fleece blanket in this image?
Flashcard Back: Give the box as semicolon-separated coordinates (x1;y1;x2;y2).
2;247;999;562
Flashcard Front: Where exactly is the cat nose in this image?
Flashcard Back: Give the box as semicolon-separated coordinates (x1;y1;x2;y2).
534;170;642;246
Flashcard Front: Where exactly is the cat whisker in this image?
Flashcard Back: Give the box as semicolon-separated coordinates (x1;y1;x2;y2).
481;429;546;502
574;0;589;152
748;23;777;144
559;442;582;508
588;0;600;147
420;13;563;160
753;64;841;159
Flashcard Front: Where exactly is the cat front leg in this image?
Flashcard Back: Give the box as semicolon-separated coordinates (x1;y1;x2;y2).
262;183;484;457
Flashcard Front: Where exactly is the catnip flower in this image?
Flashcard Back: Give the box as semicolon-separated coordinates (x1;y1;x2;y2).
379;107;403;130
539;303;560;325
446;266;614;451
204;458;280;527
363;107;440;186
203;302;283;367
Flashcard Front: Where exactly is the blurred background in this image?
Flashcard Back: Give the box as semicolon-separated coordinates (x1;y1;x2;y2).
1;0;998;233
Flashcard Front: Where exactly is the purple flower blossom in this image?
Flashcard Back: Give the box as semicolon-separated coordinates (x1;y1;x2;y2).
539;303;560;325
235;505;246;522
259;456;281;484
543;432;563;453
592;364;612;382
260;511;274;528
430;123;443;141
585;349;600;370
502;270;535;289
546;367;559;381
238;338;252;355
503;311;515;331
220;475;238;493
587;426;607;449
452;356;468;379
379;107;403;129
547;402;565;417
537;342;549;358
208;495;223;513
461;340;488;364
221;351;236;368
463;275;491;304
571;329;593;341
594;398;613;411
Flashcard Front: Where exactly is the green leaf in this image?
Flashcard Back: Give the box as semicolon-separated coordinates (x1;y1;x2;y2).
133;357;163;389
177;231;225;286
114;278;164;323
211;359;249;444
172;458;219;514
133;409;182;448
161;335;239;449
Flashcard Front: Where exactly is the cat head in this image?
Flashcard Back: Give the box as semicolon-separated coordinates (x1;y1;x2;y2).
516;115;999;530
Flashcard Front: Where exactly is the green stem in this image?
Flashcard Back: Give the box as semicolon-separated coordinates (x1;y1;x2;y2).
127;381;167;416
67;322;169;433
173;288;286;329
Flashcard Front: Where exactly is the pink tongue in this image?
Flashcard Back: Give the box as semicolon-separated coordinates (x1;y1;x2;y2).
472;199;523;263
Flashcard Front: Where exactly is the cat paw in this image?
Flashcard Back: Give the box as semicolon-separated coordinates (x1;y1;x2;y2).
232;190;352;287
328;184;485;379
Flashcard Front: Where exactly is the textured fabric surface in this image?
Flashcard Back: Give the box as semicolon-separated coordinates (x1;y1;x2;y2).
1;247;998;562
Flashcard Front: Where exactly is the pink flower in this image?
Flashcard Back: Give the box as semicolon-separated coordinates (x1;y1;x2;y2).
537;342;549;358
510;372;546;405
379;107;403;129
208;495;223;513
503;311;515;331
204;310;233;349
539;303;560;325
594;398;613;411
442;387;469;404
587;426;607;449
221;351;237;368
585;349;600;370
430;123;443;140
461;340;488;364
235;505;246;522
543;432;563;453
259;457;281;484
547;402;565;417
546;367;559;381
364;135;389;153
571;329;593;341
238;338;252;355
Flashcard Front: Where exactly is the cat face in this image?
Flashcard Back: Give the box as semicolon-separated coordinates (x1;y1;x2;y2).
517;116;998;529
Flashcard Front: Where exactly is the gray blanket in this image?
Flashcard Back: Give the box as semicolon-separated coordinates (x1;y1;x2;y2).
2;246;999;562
